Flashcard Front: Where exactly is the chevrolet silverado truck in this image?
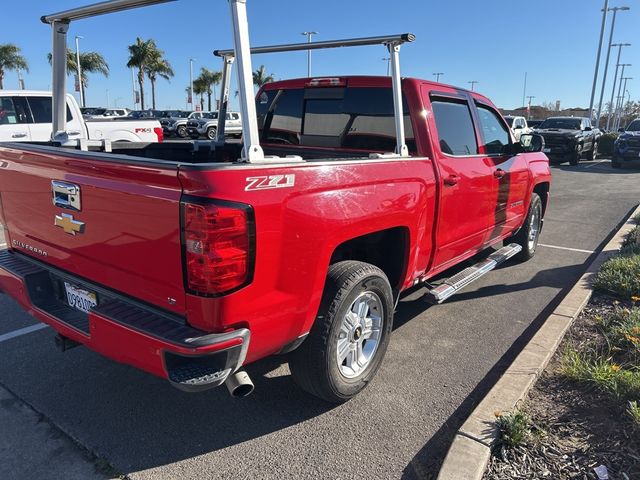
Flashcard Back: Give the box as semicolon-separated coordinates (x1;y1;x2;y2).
536;116;598;165
0;91;163;143
0;0;550;403
612;118;640;168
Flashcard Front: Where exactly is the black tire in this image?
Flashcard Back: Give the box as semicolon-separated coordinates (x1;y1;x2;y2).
505;193;542;262
176;125;188;138
288;261;394;403
612;157;621;169
569;150;580;166
206;126;217;140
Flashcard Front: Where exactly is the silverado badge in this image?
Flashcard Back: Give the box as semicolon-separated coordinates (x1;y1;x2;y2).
55;213;85;235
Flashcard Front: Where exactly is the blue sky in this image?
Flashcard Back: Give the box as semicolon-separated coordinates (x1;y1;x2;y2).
2;0;638;111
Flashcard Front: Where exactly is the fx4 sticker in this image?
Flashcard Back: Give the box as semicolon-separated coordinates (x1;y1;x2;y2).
245;174;295;191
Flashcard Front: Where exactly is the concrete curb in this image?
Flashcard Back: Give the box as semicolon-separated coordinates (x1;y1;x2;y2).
436;203;640;480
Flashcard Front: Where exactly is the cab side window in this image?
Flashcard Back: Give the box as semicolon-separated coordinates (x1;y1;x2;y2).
476;105;510;155
0;97;22;125
430;99;478;156
26;96;73;123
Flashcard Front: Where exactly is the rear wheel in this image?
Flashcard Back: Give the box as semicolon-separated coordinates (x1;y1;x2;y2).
506;193;542;262
288;261;394;403
176;125;187;138
207;126;217;140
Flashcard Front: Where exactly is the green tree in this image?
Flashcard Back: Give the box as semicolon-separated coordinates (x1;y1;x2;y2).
252;65;274;88
145;52;173;110
126;38;159;110
195;68;222;111
47;49;109;106
193;78;207;111
0;44;29;90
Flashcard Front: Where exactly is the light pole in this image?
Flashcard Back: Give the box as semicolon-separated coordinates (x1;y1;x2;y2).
75;35;84;107
522;72;527;108
526;95;535;120
17;69;25;90
588;0;609;122
612;63;631;130
433;72;444;82
189;58;195;111
468;80;478;91
605;43;631;130
382;58;391;76
595;6;630;126
301;31;318;77
615;73;632;130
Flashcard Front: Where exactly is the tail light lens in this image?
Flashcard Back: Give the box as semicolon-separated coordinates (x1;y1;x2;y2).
154;127;164;143
182;199;254;296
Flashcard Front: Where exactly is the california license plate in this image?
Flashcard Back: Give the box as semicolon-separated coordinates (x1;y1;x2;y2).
64;282;97;313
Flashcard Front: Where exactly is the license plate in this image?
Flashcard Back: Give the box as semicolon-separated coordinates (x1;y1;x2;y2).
64;282;97;314
543;147;551;153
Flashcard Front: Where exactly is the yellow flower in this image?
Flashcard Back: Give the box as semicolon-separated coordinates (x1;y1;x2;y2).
625;334;640;345
494;410;502;418
611;364;621;372
631;295;640;302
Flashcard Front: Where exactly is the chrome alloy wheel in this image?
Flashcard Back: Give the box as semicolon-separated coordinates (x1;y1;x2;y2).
528;204;541;251
336;291;383;378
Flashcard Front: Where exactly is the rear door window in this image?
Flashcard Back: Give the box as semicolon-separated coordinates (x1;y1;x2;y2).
0;97;22;125
430;99;478;156
26;96;73;123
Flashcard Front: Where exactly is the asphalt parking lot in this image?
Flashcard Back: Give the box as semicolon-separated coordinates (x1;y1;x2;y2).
1;158;639;480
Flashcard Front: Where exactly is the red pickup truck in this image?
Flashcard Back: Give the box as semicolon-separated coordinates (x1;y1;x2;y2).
0;74;550;402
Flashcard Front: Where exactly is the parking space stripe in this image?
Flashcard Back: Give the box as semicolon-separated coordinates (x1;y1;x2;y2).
538;243;594;254
0;324;48;344
583;160;608;169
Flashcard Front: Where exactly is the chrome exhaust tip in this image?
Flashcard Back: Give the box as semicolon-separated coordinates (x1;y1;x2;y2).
225;369;254;398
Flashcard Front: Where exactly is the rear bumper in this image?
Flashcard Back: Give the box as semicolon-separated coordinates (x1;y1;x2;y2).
0;249;249;392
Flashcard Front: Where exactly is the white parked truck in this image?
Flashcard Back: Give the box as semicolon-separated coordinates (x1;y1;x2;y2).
0;91;163;143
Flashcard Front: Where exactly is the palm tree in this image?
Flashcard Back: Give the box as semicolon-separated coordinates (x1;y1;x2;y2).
193;79;207;111
195;68;222;111
126;38;159;110
145;52;173;110
0;44;29;90
252;65;274;88
47;49;109;106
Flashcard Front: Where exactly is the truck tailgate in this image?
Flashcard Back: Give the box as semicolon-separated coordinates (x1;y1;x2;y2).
0;145;186;314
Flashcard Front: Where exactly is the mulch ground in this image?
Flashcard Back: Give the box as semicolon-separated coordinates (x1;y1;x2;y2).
484;294;640;480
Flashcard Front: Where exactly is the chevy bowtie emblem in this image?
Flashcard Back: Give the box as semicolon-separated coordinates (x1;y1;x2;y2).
55;213;85;235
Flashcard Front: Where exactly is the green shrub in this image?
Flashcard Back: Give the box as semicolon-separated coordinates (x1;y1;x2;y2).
598;307;640;355
593;255;640;299
493;410;531;450
598;132;619;157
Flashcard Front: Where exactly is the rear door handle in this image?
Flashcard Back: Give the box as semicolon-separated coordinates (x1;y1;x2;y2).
444;174;459;186
11;132;28;138
68;130;81;136
494;168;505;179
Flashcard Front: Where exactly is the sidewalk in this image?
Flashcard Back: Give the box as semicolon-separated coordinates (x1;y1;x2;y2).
0;385;115;480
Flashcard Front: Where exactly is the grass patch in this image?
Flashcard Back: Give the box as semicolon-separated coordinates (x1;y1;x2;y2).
593;255;640;299
561;347;640;400
597;307;640;356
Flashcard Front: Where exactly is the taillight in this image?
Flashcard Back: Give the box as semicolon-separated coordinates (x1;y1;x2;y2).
154;127;164;143
182;199;254;296
305;77;346;87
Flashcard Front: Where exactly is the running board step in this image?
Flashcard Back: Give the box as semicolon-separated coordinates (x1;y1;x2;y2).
423;243;522;304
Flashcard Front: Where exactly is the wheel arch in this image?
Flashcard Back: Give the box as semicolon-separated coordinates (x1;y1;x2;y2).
532;181;550;217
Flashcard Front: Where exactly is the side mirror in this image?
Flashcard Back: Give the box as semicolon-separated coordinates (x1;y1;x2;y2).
584;126;592;131
618;127;625;133
519;133;545;153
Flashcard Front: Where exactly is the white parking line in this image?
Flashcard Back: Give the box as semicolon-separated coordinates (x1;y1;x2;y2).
0;324;48;344
583;160;608;169
538;243;594;254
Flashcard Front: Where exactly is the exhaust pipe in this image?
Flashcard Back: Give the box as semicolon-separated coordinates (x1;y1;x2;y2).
225;369;254;398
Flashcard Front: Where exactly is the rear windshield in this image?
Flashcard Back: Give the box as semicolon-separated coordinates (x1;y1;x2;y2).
256;87;415;153
626;120;640;131
539;118;581;130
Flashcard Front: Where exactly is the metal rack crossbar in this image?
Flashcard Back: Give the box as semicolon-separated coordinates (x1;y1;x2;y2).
213;33;416;158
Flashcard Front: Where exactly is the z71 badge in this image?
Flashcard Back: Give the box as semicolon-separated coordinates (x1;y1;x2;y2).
245;174;295;191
